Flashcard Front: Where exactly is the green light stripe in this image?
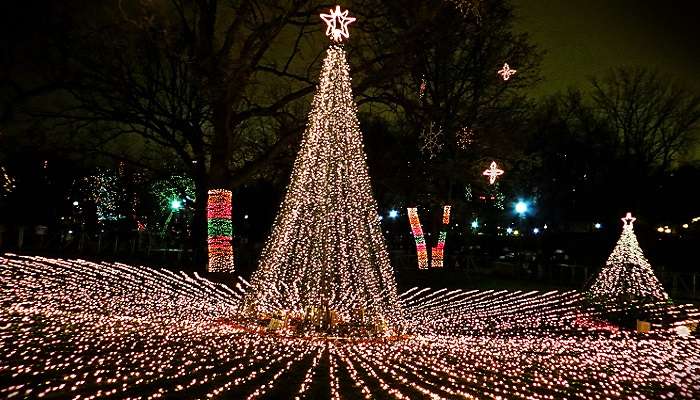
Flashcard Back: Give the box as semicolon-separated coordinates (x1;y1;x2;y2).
208;218;233;237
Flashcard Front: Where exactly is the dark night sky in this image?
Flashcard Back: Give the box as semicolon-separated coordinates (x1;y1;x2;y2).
513;0;700;96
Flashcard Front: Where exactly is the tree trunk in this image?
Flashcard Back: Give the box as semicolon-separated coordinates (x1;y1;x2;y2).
191;162;209;269
204;99;235;273
210;99;233;187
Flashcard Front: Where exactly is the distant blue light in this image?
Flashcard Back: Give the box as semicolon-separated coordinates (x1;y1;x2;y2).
471;220;479;229
388;209;399;219
533;227;540;234
594;223;602;229
514;201;528;215
506;227;513;234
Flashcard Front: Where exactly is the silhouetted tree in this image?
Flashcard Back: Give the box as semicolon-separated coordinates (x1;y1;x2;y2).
591;67;700;176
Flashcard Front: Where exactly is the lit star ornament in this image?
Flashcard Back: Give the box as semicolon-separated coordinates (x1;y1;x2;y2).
498;63;517;80
483;161;504;185
320;5;356;42
622;212;636;226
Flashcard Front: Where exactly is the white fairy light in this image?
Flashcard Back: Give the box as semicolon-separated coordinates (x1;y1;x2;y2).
1;165;15;197
456;126;475;149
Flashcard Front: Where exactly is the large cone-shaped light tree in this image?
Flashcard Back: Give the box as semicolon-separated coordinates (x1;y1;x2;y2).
589;213;669;302
244;6;403;326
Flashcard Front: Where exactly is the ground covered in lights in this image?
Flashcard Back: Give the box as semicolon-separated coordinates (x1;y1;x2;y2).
2;255;699;399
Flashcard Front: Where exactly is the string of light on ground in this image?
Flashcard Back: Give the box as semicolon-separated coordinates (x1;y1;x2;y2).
2;254;699;399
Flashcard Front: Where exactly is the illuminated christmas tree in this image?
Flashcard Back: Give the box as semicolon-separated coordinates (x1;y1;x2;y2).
244;6;402;329
589;213;669;302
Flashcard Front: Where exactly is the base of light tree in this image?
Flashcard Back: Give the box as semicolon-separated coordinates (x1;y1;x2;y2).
237;305;403;339
585;295;689;332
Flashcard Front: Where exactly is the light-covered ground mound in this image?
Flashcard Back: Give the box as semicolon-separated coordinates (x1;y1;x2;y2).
1;254;699;399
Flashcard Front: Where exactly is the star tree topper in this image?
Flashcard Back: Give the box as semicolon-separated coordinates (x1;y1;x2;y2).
483;161;504;185
621;212;636;227
320;5;356;42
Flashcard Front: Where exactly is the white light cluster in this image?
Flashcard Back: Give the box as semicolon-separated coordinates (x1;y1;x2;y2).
589;213;670;302
456;126;475;149
445;0;482;21
242;39;402;328
0;165;15;197
1;254;700;398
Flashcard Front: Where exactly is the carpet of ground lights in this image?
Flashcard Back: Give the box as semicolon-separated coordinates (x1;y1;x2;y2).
2;254;700;399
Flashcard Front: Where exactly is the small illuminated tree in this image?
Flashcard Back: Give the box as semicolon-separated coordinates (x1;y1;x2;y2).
244;6;402;328
589;213;669;302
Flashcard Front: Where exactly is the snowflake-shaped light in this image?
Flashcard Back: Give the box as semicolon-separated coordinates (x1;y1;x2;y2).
320;5;356;42
420;122;444;159
498;63;517;81
483;161;504;185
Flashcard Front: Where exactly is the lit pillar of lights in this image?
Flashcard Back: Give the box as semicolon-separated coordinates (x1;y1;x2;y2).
207;189;234;273
408;206;451;269
408;207;429;269
431;206;451;268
